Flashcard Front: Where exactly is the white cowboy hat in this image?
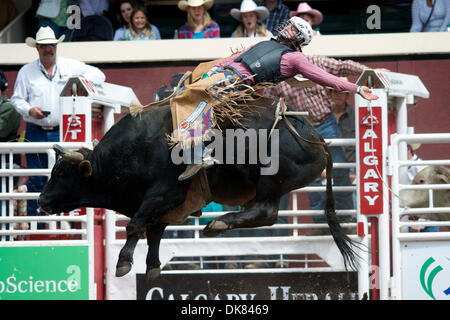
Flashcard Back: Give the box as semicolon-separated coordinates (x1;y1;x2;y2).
25;26;65;48
178;0;213;11
230;0;269;21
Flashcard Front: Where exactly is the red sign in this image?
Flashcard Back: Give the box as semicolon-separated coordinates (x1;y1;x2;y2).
358;106;384;215
81;77;95;94
62;114;86;142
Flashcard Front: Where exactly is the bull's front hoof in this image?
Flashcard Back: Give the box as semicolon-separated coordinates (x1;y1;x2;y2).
203;220;229;237
145;267;161;282
116;261;132;277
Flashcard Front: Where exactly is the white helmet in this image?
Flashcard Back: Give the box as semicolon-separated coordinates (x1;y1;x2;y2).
289;16;313;46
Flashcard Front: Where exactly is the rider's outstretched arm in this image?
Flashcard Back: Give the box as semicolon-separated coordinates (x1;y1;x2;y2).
281;51;379;101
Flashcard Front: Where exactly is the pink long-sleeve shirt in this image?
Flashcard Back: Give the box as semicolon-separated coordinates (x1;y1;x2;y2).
215;42;359;93
264;55;367;123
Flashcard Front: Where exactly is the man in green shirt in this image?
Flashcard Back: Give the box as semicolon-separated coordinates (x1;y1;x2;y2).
0;70;20;142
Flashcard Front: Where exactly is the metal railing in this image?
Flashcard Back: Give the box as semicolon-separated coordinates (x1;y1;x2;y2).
0;142;92;241
0;142;96;299
390;133;450;300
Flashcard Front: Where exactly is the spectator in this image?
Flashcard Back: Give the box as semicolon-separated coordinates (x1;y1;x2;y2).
261;0;290;33
331;79;356;208
230;0;272;38
0;69;22;179
118;6;161;40
0;69;23;240
0;0;17;31
11;26;105;226
263;56;374;235
331;77;355;170
0;70;20;143
113;0;138;40
79;0;110;17
410;0;450;32
71;14;114;41
177;0;220;39
35;0;78;41
289;2;323;36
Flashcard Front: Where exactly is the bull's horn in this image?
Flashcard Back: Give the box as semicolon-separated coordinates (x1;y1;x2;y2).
53;144;84;163
38;206;52;215
53;144;66;156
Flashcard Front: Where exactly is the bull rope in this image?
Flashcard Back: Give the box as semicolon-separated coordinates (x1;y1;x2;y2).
273;97;330;147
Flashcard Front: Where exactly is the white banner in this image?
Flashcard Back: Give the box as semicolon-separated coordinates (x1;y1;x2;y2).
401;241;450;300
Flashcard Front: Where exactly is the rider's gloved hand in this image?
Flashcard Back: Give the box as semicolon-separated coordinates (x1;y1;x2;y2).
358;85;379;101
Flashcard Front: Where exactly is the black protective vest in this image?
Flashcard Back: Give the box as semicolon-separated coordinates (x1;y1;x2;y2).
234;39;295;84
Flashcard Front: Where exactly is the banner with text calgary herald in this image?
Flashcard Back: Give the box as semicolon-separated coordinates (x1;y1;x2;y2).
137;272;357;300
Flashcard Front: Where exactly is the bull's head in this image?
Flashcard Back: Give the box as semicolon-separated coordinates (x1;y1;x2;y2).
38;144;93;214
53;144;92;177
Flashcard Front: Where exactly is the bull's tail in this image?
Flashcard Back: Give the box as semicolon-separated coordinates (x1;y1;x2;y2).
324;148;360;271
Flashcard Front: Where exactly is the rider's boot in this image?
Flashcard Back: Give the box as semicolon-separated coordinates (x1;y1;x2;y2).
178;146;218;181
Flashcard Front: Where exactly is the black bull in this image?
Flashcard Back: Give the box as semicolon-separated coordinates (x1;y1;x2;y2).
38;96;359;280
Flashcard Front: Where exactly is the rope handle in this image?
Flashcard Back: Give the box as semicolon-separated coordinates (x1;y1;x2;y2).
129;71;193;117
277;98;330;147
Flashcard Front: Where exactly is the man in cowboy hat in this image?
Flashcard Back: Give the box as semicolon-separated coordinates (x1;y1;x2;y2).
11;26;105;223
290;2;323;35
